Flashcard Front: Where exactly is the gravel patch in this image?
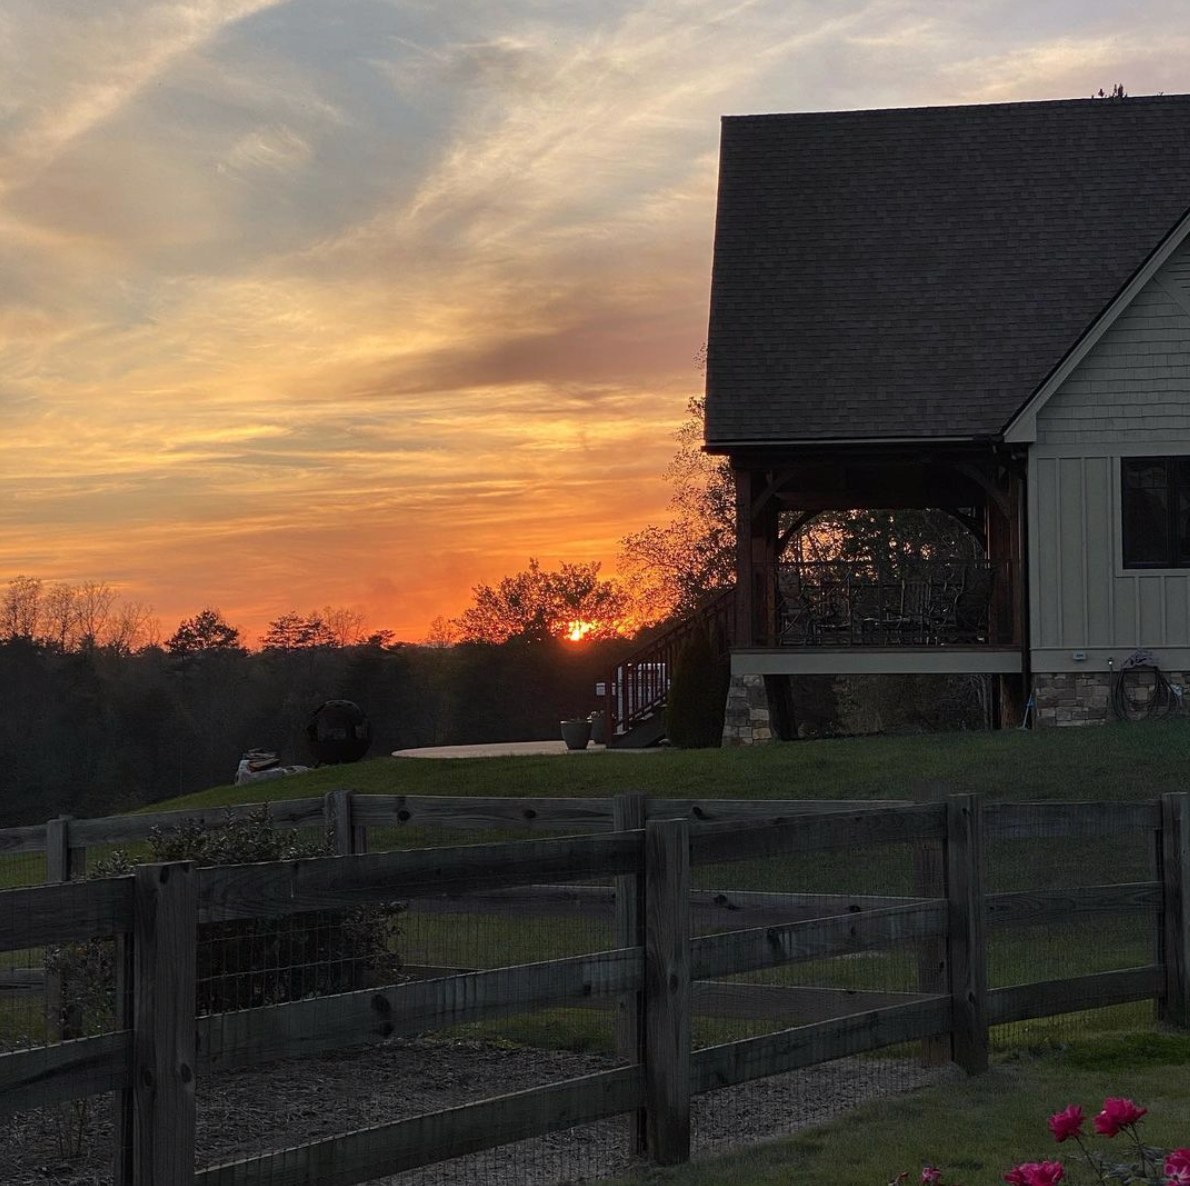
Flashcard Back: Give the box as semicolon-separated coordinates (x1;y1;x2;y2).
0;1038;956;1185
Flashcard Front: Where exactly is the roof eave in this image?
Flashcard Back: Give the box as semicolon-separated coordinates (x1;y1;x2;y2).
703;434;1000;455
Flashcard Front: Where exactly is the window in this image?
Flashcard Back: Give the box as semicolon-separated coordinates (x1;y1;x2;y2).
1121;456;1190;568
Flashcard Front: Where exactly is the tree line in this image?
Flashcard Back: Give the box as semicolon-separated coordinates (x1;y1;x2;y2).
0;630;631;826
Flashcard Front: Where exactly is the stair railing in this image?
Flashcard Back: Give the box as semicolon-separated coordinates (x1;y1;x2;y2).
604;587;736;741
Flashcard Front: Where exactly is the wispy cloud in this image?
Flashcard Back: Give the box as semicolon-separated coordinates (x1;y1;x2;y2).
2;0;1188;639
0;1;289;192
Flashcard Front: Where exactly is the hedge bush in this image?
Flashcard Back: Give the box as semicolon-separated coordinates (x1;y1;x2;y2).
47;808;403;1029
665;624;730;748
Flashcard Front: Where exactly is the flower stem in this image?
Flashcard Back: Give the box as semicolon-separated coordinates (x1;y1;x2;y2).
1124;1124;1152;1179
1073;1134;1109;1186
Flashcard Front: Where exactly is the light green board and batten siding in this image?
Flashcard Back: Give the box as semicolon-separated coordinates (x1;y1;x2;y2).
1028;237;1190;673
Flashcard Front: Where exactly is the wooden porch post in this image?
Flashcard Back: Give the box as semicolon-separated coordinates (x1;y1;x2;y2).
734;466;756;647
987;463;1027;726
733;465;779;648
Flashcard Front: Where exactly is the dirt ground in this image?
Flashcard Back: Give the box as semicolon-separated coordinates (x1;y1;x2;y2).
1;1037;955;1185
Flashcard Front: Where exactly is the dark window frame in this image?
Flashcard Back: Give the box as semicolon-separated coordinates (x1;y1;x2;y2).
1121;455;1190;569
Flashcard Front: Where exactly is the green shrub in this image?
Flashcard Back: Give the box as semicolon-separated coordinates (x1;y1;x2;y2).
48;808;403;1029
665;625;730;748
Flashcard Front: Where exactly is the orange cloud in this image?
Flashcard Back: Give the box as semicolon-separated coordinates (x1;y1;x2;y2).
3;0;1187;640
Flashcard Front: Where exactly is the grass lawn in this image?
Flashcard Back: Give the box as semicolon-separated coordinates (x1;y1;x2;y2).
154;718;1190;814
603;1034;1190;1186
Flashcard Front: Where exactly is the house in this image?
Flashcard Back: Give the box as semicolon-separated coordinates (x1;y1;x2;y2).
704;94;1190;737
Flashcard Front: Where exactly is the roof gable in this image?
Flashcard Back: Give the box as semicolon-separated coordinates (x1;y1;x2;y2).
705;95;1190;446
1005;205;1190;441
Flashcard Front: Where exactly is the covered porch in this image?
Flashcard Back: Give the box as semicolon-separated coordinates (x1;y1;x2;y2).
725;444;1029;727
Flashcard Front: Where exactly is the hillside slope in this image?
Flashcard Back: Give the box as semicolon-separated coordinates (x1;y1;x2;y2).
155;720;1190;813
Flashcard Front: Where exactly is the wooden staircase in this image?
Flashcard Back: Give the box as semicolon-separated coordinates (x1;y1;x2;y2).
603;588;735;749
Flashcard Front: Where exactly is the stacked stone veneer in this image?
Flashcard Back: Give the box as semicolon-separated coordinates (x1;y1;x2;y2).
1033;670;1187;727
724;670;1187;738
722;674;772;745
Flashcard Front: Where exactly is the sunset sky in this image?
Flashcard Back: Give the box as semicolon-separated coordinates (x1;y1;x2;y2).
3;1;1189;642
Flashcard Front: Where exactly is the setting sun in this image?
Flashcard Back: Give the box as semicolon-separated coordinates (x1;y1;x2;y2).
566;620;595;642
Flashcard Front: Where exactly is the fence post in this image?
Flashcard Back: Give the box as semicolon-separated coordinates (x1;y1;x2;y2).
111;931;136;1186
47;813;87;881
614;793;648;1155
1160;792;1190;1027
644;817;691;1166
325;789;357;856
945;794;988;1074
911;782;951;1066
131;861;198;1186
45;815;81;1040
352;794;369;856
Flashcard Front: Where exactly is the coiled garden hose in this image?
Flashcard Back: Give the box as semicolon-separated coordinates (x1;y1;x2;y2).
1111;649;1177;721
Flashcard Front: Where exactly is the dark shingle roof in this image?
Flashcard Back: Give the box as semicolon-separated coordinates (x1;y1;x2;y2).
705;95;1190;445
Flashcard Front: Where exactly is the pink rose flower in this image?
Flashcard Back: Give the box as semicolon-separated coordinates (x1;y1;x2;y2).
1048;1104;1084;1143
1004;1162;1064;1186
1026;1163;1064;1186
1166;1149;1190;1185
921;1168;942;1184
1093;1097;1148;1137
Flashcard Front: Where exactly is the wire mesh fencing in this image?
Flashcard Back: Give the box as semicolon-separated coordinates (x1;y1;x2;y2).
192;823;633;1186
984;803;1162;1052
684;833;954;1156
0;867;123;1186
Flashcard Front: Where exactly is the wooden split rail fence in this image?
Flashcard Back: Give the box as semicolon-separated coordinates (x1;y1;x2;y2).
0;793;1185;1185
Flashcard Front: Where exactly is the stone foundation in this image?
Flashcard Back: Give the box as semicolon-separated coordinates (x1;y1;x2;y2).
724;669;1185;737
1032;669;1186;727
1031;672;1111;727
721;674;772;745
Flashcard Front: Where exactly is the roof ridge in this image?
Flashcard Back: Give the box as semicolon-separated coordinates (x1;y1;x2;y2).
721;93;1190;122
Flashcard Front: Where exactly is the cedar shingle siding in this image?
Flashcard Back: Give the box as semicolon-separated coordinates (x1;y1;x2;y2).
705;95;1190;445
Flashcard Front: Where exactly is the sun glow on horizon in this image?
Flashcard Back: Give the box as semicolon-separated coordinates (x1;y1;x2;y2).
566;620;595;642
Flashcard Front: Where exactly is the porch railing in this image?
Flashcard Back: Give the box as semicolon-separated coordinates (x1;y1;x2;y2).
768;559;1018;648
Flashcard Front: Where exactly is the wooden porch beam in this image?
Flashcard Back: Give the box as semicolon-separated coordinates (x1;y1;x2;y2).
949;462;1012;518
942;508;987;549
777;511;818;556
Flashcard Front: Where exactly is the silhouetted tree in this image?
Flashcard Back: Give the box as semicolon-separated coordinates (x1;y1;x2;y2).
166;609;245;655
454;559;631;644
260;611;335;651
1;576;42;641
619;395;735;622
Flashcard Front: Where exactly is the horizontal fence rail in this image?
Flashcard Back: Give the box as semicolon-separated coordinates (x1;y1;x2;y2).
983;800;1162;838
0;793;1166;861
197;946;644;1071
0;793;908;855
690;997;954;1095
987;965;1165;1025
196;830;643;924
689;802;946;864
690;900;949;980
0;1030;132;1112
0;876;134;952
195;1064;647;1186
0;791;1185;1185
986;882;1163;928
